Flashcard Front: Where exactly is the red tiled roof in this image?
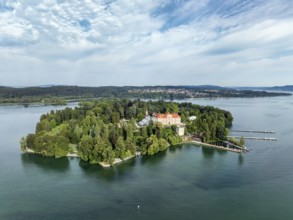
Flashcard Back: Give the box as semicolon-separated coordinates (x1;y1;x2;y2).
155;113;180;119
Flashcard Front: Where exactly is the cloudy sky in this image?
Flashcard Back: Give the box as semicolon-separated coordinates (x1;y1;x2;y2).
1;0;293;87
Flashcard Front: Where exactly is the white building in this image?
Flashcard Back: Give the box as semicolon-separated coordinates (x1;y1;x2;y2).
138;116;152;126
176;125;185;136
189;116;197;121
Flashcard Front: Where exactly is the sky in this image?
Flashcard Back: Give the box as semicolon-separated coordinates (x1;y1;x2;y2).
0;0;293;87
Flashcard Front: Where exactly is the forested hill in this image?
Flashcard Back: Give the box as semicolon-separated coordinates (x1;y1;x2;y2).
266;85;293;92
0;85;291;104
20;99;233;165
236;85;293;92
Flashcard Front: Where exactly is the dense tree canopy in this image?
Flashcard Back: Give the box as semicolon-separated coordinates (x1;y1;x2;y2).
21;99;233;165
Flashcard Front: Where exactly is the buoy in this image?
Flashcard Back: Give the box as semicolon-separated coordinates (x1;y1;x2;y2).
137;205;140;210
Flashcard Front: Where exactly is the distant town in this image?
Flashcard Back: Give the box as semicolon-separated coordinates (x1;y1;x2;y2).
0;85;291;105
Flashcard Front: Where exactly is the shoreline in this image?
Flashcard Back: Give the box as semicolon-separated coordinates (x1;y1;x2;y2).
24;148;139;167
66;152;79;157
23;140;245;169
98;153;140;167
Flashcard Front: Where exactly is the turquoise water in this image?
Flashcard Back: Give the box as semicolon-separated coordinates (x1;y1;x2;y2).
0;97;293;219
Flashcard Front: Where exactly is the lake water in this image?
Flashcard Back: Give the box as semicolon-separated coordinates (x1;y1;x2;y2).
0;97;293;220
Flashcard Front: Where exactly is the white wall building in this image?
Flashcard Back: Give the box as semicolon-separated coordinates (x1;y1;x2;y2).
176;125;185;136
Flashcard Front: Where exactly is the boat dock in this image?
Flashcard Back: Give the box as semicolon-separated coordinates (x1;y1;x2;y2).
222;141;250;152
228;136;278;141
188;140;249;153
230;130;275;134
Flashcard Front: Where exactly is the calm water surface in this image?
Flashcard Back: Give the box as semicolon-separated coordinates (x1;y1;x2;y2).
0;97;293;219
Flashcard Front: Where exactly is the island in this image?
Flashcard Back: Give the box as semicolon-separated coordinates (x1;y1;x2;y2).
20;99;234;166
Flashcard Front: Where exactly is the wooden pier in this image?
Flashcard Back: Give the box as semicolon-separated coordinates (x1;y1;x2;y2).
228;136;278;141
230;130;275;134
188;140;246;153
186;139;250;153
222;141;250;152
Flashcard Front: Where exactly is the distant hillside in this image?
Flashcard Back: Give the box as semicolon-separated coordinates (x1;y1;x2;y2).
235;85;293;92
0;85;291;104
178;85;228;90
266;85;293;92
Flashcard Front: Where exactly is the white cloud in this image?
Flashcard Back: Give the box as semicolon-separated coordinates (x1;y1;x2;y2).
0;0;293;86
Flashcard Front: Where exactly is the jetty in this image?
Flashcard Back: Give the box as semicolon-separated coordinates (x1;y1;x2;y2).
222;141;249;152
188;140;249;153
230;130;275;134
228;136;278;141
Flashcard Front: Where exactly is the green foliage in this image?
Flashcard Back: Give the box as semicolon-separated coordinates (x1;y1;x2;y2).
125;138;136;155
115;137;126;159
20;137;26;152
229;136;245;147
239;136;245;146
33;134;69;158
137;112;145;122
78;135;94;161
111;112;120;124
26;133;36;148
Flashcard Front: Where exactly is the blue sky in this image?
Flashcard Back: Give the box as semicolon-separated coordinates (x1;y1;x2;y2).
0;0;293;87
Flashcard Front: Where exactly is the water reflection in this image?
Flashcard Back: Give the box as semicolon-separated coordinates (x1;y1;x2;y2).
238;154;244;166
195;174;243;190
168;144;184;153
216;149;228;155
140;150;167;166
201;147;215;159
115;158;136;176
79;160;116;181
264;113;282;118
79;158;136;182
21;153;69;172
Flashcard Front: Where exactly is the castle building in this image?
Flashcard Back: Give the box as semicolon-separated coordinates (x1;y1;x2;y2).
152;113;181;125
138;112;185;136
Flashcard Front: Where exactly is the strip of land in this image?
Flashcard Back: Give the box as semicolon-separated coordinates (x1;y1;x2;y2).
1;85;291;104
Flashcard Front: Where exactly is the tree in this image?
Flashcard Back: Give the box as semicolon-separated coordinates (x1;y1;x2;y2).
137;112;145;122
125;123;134;140
73;125;83;142
145;135;159;155
78;135;94;161
54;136;70;158
33;134;69;158
167;103;179;113
26;133;36;149
20;137;26;152
111;112;120;124
92;136;107;163
102;145;115;164
101;124;109;140
141;126;148;139
115;137;126;159
36;119;51;133
239;136;245;146
125;106;137;119
154;123;163;139
158;138;169;151
125;138;136;155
